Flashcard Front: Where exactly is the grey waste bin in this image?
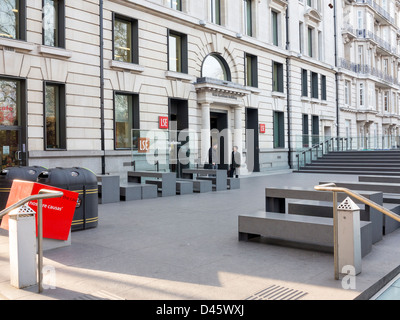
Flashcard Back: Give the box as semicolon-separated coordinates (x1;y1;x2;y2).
0;166;47;211
37;167;98;231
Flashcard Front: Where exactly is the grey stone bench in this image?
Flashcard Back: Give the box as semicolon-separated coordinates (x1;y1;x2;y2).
176;181;193;195
265;186;383;244
227;178;240;190
97;174;120;204
319;181;400;235
180;179;212;193
182;169;227;191
128;171;176;197
359;175;400;184
288;199;400;236
120;182;157;200
238;211;372;257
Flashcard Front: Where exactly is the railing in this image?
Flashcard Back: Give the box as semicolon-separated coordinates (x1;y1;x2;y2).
0;189;64;293
294;135;400;170
314;182;400;280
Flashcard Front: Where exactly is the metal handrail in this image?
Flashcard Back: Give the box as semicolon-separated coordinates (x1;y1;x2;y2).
0;189;64;293
314;182;400;280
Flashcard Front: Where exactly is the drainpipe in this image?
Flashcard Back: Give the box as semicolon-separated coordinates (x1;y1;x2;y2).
100;0;105;175
333;0;339;138
286;5;292;169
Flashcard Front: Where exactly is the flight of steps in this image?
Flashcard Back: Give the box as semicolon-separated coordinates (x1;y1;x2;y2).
297;150;400;175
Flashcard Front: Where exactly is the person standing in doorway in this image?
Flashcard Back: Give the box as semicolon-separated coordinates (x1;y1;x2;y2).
229;146;241;178
209;143;219;169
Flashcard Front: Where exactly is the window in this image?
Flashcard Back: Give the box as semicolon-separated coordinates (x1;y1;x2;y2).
168;30;188;73
311;72;318;99
308;27;313;57
245;53;258;87
113;14;138;64
0;0;25;40
301;69;308;97
114;93;139;150
202;54;231;81
273;111;284;148
299;22;304;54
384;91;389;112
359;83;364;106
271;10;278;46
302;114;309;147
272;61;284;92
0;79;20;126
43;0;65;47
168;0;182;11
44;82;66;150
345;80;351;105
321;75;326;100
210;0;221;25
243;0;252;36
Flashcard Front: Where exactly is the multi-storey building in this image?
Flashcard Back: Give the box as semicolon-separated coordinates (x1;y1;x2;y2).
0;0;363;178
337;0;400;149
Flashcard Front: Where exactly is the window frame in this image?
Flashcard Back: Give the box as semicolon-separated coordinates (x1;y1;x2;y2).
273;111;285;149
271;10;279;46
113;91;140;150
42;0;65;48
272;61;284;93
245;53;258;88
311;71;318;99
321;74;326;100
301;69;308;97
210;0;221;25
0;0;26;41
112;13;139;64
43;81;66;151
167;29;188;74
243;0;252;37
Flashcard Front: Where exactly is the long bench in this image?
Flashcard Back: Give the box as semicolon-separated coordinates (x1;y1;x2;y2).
120;182;157;201
319;181;400;235
182;169;227;191
238;211;372;257
128;171;176;197
178;179;212;193
265;186;383;244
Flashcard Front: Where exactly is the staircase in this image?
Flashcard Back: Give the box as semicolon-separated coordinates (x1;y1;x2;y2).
297;150;400;175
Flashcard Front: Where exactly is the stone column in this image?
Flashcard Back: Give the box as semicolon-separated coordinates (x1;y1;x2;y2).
201;103;211;165
233;106;243;153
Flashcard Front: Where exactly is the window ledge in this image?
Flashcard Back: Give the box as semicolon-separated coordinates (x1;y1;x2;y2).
301;96;310;102
272;91;285;98
245;86;262;94
109;60;145;73
0;38;34;52
165;71;196;82
38;45;72;59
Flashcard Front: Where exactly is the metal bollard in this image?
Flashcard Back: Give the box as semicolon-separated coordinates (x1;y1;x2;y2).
8;204;37;289
337;197;362;276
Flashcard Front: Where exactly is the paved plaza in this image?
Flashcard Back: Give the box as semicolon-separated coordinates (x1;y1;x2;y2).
0;171;400;300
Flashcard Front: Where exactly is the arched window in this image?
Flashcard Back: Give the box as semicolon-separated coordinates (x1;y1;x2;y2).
201;54;231;81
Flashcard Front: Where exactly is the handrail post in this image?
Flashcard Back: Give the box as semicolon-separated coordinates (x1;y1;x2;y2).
333;191;339;280
38;197;43;293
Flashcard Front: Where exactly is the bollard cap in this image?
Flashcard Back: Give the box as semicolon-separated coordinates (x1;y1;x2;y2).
337;197;360;211
8;204;36;218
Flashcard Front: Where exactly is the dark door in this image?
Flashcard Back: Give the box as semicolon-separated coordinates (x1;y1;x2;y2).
169;99;188;176
210;111;228;169
246;108;260;172
0;78;26;170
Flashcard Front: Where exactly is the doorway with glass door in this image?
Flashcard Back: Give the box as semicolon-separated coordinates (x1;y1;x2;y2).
0;78;26;170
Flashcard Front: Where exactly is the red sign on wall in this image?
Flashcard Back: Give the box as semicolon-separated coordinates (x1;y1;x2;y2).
1;180;79;241
138;137;150;153
259;123;266;133
159;116;169;129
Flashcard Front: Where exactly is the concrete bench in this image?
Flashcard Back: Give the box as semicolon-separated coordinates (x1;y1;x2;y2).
189;179;212;193
319;181;400;235
128;171;176;197
238;211;372;257
97;174;120;204
227;178;240;190
265;186;383;244
359;175;400;184
120;182;157;200
176;180;193;195
182;169;227;191
288;199;400;236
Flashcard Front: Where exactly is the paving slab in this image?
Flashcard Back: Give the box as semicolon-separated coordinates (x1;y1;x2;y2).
0;171;399;300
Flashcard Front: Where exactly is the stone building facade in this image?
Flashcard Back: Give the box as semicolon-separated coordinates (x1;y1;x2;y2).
0;0;383;178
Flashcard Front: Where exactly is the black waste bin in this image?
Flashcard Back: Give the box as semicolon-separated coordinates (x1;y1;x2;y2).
37;167;98;231
0;166;47;211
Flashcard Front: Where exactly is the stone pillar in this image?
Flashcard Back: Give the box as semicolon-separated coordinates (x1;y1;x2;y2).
201;103;211;165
